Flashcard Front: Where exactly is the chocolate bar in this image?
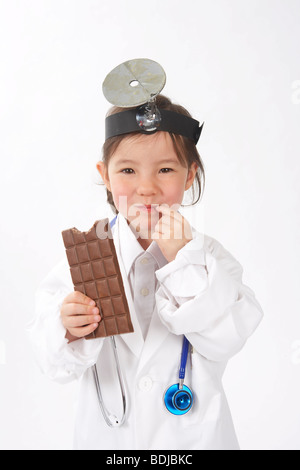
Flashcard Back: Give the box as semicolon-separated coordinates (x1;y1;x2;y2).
62;219;134;339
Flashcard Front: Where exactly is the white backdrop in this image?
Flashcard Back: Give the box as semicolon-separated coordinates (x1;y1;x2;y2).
0;0;299;450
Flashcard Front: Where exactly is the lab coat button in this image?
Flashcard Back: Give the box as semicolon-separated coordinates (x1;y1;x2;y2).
138;376;153;391
140;287;149;296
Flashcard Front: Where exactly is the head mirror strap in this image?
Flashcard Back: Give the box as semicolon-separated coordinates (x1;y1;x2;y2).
105;109;203;144
159;110;203;144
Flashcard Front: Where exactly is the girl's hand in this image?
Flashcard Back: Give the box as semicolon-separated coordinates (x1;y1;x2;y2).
152;205;193;262
60;291;101;342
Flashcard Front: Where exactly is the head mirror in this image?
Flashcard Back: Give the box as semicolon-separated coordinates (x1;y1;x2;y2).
102;58;204;144
102;58;166;107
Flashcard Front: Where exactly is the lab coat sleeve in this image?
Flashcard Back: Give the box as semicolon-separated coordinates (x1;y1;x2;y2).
155;235;263;362
28;258;104;383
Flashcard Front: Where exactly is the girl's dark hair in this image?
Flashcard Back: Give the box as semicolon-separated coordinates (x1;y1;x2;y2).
101;94;205;214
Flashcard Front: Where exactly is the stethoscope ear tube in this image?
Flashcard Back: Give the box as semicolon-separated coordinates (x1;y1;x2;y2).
92;336;126;427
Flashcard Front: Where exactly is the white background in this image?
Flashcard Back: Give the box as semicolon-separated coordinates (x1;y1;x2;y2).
0;0;299;450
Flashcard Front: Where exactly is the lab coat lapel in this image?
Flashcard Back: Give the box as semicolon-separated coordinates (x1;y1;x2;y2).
113;217;144;358
137;304;170;375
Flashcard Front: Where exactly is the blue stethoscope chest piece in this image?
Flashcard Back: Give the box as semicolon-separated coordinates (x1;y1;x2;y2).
164;383;193;415
164;336;193;416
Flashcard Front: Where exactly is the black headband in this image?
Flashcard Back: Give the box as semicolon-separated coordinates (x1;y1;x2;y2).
105;107;204;145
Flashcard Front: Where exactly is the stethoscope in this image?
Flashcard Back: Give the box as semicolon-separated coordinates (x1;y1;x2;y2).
164;335;193;415
91;217;194;427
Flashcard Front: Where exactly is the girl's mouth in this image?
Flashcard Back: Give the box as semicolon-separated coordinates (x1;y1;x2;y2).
145;204;155;212
135;204;159;213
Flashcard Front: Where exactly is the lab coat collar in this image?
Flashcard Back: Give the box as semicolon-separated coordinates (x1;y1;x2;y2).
146;239;168;270
112;215;170;366
118;214;144;277
113;215;144;358
118;213;168;275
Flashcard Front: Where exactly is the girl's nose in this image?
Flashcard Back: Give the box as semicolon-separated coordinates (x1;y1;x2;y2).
136;178;158;196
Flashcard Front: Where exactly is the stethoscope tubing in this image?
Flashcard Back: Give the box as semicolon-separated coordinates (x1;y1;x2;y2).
92;336;126;427
179;336;190;381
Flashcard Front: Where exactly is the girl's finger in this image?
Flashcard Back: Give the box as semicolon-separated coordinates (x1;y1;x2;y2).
155;204;182;221
63;313;101;329
68;322;99;339
62;303;99;317
154;217;183;237
62;291;96;307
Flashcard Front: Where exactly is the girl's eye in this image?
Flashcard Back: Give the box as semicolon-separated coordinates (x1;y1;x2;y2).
159;168;173;173
121;168;134;174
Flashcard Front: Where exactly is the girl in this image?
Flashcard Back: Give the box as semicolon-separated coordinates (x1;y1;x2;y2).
30;94;263;450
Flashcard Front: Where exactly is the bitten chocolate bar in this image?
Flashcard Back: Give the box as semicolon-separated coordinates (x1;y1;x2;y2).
62;219;134;339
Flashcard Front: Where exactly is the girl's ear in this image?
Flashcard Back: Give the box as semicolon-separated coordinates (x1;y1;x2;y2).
185;162;198;191
96;162;111;192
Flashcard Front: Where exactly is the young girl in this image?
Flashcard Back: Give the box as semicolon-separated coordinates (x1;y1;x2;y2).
30;94;263;450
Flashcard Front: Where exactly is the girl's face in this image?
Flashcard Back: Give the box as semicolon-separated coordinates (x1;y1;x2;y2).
97;132;197;239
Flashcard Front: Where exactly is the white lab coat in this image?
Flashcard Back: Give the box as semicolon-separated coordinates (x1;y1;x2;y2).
29;215;263;450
